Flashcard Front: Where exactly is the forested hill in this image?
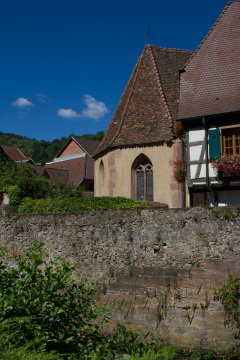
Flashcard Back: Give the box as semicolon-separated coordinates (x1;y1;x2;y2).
0;131;105;163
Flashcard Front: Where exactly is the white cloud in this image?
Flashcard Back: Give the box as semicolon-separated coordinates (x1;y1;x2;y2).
57;108;80;119
81;94;109;121
12;97;34;108
36;93;52;103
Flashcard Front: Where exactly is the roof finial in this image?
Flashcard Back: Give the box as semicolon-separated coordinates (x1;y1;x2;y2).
147;23;151;44
147;23;159;46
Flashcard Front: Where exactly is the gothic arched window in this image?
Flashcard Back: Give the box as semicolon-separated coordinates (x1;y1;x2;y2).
99;160;105;196
134;157;153;201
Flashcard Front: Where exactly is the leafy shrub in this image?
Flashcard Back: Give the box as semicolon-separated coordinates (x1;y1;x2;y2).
0;161;51;206
128;344;179;359
0;241;160;359
0;241;109;354
18;196;148;213
213;273;240;338
0;319;62;359
184;332;226;359
49;182;84;199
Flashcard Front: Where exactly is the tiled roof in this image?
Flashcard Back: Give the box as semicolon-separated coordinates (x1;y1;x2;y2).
178;1;240;120
72;137;100;157
93;45;192;158
0;145;32;163
56;137;100;158
45;154;94;186
34;163;45;175
44;168;70;186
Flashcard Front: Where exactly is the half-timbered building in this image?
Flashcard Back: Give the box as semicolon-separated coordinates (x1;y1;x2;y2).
178;1;240;206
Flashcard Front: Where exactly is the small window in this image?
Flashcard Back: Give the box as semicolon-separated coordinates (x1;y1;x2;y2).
222;128;240;155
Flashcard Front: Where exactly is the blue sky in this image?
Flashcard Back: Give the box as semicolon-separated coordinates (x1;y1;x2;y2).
0;0;229;141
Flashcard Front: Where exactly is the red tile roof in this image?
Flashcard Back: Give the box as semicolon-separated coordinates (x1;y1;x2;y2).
56;137;100;158
44;168;70;186
93;45;192;158
45;154;94;186
178;1;240;120
0;145;33;163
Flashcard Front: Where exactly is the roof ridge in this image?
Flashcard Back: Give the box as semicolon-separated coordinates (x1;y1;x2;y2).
183;1;235;69
73;136;100;143
147;44;192;54
149;46;173;126
109;48;145;147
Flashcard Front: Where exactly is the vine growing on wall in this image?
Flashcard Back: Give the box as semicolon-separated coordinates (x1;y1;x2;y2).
213;273;240;339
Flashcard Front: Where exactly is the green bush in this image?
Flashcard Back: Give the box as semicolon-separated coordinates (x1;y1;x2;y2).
0;160;85;208
18;196;148;213
0;241;160;359
0;241;109;354
128;344;179;359
0;161;51;206
0;319;62;359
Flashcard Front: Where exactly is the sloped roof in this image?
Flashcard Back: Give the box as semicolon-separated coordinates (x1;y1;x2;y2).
34;163;45;175
44;168;70;186
72;137;100;157
93;45;192;158
0;145;33;163
178;1;240;120
45;154;94;186
56;137;100;158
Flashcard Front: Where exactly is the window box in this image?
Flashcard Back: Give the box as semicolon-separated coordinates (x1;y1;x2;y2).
211;154;240;178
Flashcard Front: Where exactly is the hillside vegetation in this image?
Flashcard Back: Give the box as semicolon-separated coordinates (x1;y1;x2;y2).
0;131;105;163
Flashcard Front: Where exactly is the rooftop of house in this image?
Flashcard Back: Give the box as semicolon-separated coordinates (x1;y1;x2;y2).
178;1;240;120
44;168;70;186
93;45;192;158
56;137;101;158
45;154;94;186
0;145;33;163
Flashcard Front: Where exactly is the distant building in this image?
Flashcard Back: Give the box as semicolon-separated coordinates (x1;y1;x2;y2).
45;137;100;192
0;145;34;164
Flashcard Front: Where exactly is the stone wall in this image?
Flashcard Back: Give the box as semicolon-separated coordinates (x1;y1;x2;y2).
0;205;240;348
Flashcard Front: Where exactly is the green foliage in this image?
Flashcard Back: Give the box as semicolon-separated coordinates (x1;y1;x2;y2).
0;160;51;206
223;210;234;220
49;183;84;199
0;241;108;354
0;241;162;359
184;332;226;359
128;344;179;359
213;273;240;337
18;196;148;213
0;319;62;359
0;131;105;163
0;159;85;208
